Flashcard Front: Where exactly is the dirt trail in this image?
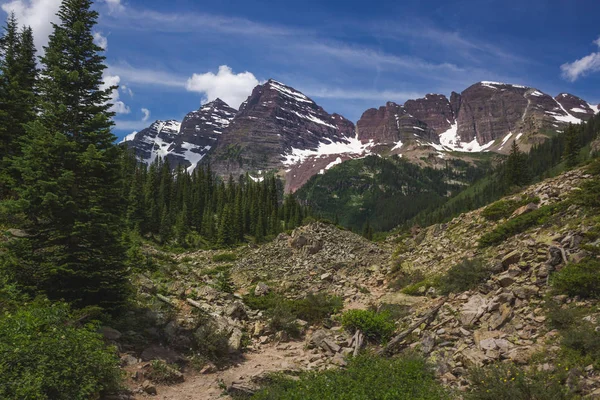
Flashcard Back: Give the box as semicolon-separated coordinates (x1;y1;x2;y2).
135;341;310;400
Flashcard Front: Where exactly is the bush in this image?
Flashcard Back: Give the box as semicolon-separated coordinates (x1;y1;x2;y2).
269;303;301;338
400;276;440;296
0;301;122;400
551;258;600;299
481;197;540;221
340;309;396;342
438;258;491;295
244;292;342;325
467;362;573;400
145;360;183;384
193;318;231;364
212;253;237;263
479;202;568;247
251;353;449;400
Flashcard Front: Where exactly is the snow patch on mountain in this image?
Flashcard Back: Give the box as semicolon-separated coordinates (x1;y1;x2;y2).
282;136;373;168
437;122;494;152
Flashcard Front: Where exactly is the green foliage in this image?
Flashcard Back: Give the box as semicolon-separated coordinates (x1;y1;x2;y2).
2;0;129;312
193;318;231;365
340;309;396;342
551;258;600;299
438;258;492;294
121;160;306;247
0;301;122;400
145;360;182;384
297;155;488;232
212;252;237;262
479;201;568;247
505;142;530;187
481;197;540;221
467;362;573;400
400;276;441;296
244;292;342;325
251;353;450;400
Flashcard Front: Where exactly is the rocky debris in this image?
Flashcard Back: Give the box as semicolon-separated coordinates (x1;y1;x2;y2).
380;167;600;394
233;222;389;302
140;345;184;364
101;326;123;341
141;380;157;395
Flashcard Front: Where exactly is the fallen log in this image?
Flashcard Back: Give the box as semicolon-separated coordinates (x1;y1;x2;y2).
157;294;175;307
378;296;447;356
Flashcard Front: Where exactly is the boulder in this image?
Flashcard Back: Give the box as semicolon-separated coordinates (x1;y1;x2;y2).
254;282;270;297
226;301;247;321
140;345;183;364
510;203;538;218
502;251;521;269
100;327;122;341
460;295;488;326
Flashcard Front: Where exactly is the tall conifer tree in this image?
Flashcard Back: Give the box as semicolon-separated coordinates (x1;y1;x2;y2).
6;0;128;311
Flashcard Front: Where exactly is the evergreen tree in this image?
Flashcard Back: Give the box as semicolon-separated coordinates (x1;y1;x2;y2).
563;124;581;168
0;15;38;196
5;0;128;311
505;141;529;187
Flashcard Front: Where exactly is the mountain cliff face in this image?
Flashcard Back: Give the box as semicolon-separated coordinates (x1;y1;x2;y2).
121;99;236;171
205;80;355;178
122;79;597;192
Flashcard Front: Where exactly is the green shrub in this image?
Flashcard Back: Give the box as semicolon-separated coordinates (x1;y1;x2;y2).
291;293;343;324
193;318;231;364
212;253;237;262
340;309;396;342
269;303;301;338
481;197;540;221
0;301;122;400
479;202;568;247
561;324;600;369
251;353;449;400
244;292;342;325
467;362;573;400
400;276;440;296
438;258;491;295
551;258;600;299
145;360;183;384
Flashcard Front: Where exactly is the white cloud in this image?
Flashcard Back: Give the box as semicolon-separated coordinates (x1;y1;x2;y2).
121;85;133;97
186;65;259;109
1;0;61;51
106;63;186;88
101;74;130;114
93;32;108;50
104;0;124;14
141;108;150;122
561;36;600;82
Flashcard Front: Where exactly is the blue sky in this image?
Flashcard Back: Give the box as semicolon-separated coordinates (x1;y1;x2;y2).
2;0;600;140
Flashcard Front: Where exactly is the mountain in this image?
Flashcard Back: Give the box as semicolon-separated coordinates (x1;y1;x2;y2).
121;98;236;171
122;80;597;191
205;79;357;191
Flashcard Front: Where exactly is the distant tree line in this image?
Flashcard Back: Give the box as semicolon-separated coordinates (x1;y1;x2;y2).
122;155;308;247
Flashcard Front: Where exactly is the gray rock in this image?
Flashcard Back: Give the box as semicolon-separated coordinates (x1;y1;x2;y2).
254;282;270;297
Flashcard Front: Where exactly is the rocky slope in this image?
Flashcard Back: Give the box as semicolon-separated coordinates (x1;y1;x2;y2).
122;80;596;192
111;165;600;398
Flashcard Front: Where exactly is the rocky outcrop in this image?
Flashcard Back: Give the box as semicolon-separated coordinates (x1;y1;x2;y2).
404;94;455;134
356;101;439;148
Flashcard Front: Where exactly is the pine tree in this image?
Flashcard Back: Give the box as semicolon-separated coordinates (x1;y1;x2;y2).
505;141;529;187
563;124;581;168
5;0;129;311
0;15;37;196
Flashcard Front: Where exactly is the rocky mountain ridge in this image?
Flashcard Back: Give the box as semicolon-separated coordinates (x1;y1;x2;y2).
122;80;598;190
